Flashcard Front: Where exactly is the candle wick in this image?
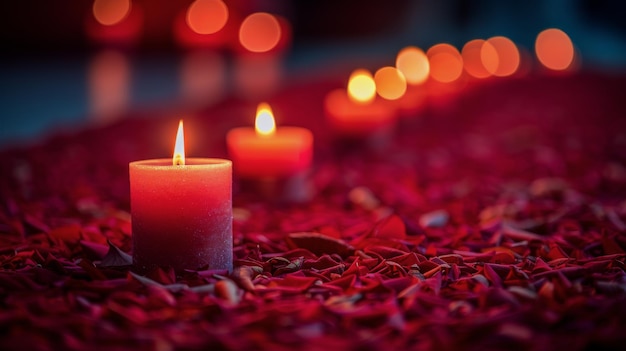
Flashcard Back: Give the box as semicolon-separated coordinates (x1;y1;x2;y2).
174;155;184;166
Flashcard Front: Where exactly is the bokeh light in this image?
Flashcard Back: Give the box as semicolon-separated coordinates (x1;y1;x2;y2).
347;69;376;104
483;36;520;77
535;28;575;71
93;0;131;26
239;12;281;53
427;44;463;83
462;39;492;79
396;46;430;85
375;67;407;100
186;0;229;35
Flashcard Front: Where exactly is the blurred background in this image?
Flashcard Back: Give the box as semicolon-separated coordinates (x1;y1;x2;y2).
1;0;625;146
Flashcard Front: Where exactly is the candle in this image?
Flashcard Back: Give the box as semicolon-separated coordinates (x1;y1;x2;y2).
226;103;313;179
324;69;396;138
395;46;430;117
130;120;232;272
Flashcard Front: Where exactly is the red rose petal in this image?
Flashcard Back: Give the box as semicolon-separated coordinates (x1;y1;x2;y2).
286;232;355;257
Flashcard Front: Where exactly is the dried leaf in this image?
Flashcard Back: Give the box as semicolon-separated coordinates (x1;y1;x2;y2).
286;232;355;257
99;240;132;267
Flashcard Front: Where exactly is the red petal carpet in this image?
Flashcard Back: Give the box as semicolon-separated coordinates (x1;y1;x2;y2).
1;72;625;350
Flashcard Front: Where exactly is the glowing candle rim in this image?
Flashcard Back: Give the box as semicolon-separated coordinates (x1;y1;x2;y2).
131;158;232;169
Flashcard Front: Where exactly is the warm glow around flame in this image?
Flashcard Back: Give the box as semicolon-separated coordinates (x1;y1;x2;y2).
93;0;131;26
173;120;185;166
255;102;276;136
347;69;376;104
186;0;229;35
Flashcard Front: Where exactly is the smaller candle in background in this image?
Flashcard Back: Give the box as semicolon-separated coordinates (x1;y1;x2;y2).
227;103;313;178
324;69;397;142
394;46;430;117
425;43;466;110
226;103;314;202
130;120;233;273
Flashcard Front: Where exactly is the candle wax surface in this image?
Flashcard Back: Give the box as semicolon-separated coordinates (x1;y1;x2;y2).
130;158;232;272
324;88;396;136
227;127;313;178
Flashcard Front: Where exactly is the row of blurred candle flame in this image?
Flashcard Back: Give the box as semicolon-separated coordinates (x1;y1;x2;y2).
88;0;577;121
89;0;288;53
344;28;575;105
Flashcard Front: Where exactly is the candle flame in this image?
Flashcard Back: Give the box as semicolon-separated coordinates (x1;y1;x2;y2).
347;69;376;104
173;120;185;165
255;102;276;136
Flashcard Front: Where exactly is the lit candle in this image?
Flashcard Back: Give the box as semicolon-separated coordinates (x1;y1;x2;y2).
226;103;313;179
324;69;396;138
394;46;430;117
129;120;233;272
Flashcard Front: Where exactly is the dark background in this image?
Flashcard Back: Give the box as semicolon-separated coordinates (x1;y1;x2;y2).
1;0;625;145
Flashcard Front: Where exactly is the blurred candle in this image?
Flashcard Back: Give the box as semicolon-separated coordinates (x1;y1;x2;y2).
426;43;466;108
394;46;430;117
86;0;143;47
226;103;313;178
130;121;233;272
324;69;396;138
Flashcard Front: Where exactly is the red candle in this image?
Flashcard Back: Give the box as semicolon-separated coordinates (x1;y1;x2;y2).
130;121;232;272
324;69;396;137
226;103;313;178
